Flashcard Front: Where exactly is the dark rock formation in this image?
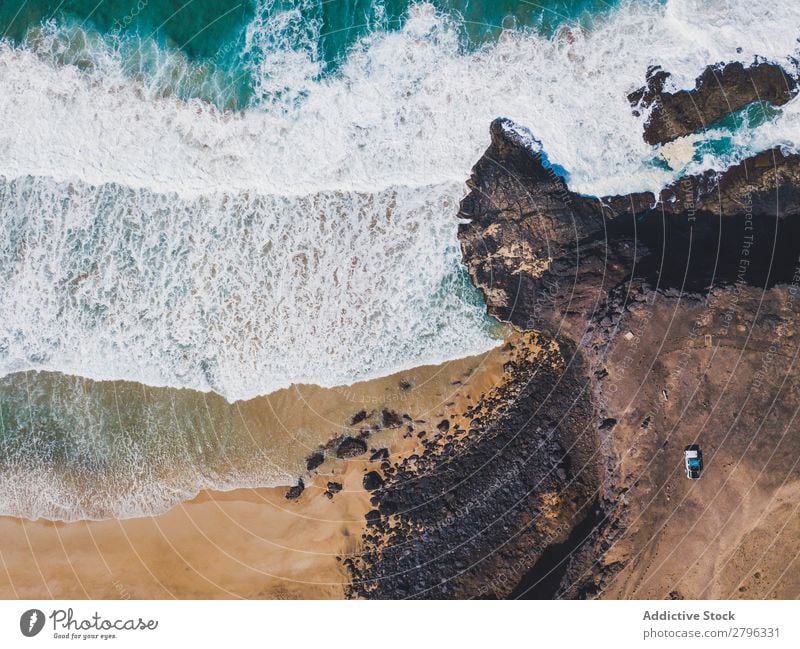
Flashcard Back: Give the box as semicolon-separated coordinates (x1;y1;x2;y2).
369;448;389;462
458;118;800;337
348;410;370;426
362;471;384;491
599;418;617;431
285;479;305;500
345;337;599;599
336;436;368;459
629;60;798;145
324;481;342;499
306;452;325;471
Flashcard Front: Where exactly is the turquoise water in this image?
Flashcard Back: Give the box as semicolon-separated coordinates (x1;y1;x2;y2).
691;101;785;165
0;0;625;108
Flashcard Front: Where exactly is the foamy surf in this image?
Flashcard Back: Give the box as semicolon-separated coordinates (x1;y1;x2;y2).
1;1;799;198
0;175;494;401
1;1;799;403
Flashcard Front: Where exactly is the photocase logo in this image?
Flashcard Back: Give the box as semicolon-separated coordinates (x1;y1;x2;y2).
20;609;45;637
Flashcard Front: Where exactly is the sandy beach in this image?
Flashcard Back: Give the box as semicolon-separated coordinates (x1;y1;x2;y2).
0;334;515;599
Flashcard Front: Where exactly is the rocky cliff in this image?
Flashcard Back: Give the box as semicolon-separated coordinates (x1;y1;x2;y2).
454;62;800;597
458;121;800;336
346;59;800;599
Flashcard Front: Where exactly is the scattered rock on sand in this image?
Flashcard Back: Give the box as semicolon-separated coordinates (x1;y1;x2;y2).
348;410;370;426
370;448;389;462
381;409;404;428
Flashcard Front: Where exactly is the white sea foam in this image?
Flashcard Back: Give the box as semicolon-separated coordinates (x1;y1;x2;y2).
0;0;799;401
0;371;298;520
0;177;491;401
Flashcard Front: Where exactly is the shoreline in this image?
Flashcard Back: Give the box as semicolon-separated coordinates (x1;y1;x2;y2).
0;327;508;523
0;334;518;598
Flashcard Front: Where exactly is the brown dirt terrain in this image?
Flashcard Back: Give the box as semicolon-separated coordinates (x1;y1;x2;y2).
593;287;800;599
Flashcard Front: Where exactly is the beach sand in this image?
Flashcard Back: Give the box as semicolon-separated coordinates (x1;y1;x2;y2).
0;333;516;599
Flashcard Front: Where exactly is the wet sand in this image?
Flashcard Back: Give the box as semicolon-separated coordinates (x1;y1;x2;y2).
0;333;516;599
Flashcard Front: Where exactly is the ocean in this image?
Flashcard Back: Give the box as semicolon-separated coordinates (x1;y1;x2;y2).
0;0;798;519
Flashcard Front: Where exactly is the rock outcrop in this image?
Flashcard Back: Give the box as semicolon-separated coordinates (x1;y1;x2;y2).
336;436;368;459
345;334;599;599
629;60;798;145
458;118;800;338
285;479;305;500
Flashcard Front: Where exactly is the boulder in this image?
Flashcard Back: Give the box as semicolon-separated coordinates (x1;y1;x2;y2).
369;447;390;462
348;410;370;426
336;436;368;458
285;479;305;500
305;452;324;471
363;471;385;491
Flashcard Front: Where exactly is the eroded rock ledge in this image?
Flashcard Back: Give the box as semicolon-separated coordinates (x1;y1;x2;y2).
629;60;798;145
458;119;800;339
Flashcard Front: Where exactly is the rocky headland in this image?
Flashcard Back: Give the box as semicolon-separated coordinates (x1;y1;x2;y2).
342;59;800;599
5;58;799;602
